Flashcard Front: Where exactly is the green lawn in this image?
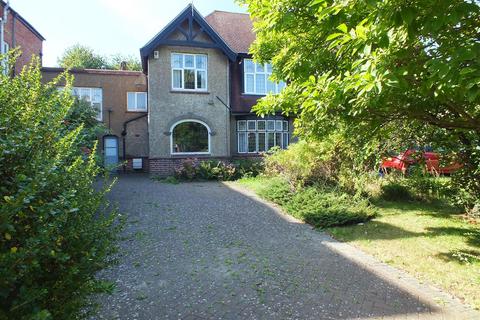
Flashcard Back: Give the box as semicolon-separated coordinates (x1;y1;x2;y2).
236;176;480;310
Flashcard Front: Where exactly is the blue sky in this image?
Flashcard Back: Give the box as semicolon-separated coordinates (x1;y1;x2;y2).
13;0;246;67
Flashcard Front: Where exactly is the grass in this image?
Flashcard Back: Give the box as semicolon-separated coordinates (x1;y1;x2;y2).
237;176;480;310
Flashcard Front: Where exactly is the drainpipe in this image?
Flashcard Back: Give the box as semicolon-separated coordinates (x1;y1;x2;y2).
121;113;148;172
0;0;9;56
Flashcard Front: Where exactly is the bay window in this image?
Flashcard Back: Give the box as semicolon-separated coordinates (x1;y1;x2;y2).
237;119;290;153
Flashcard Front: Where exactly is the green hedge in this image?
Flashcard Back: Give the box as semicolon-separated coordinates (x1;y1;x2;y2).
0;56;120;319
254;178;376;228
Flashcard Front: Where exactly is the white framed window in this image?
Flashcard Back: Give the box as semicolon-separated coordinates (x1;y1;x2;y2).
244;59;286;95
127;92;147;111
237;119;290;153
172;53;207;91
71;87;103;121
171;120;211;155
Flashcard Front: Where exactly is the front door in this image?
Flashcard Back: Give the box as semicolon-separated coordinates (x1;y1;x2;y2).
104;136;119;169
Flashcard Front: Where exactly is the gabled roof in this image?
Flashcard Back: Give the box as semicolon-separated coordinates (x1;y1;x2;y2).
140;4;237;72
205;11;254;54
0;0;45;41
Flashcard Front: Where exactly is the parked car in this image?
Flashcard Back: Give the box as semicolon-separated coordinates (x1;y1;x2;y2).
380;149;463;175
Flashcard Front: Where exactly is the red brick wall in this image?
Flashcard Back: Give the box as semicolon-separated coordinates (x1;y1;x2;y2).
0;3;43;73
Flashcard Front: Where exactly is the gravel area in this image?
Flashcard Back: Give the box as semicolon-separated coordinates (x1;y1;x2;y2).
93;175;479;320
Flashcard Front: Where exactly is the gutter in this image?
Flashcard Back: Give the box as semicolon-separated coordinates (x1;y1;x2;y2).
121;113;148;172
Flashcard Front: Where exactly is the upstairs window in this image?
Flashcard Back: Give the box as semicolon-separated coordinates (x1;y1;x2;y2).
172;53;208;91
127;92;148;111
244;59;286;95
71;87;103;121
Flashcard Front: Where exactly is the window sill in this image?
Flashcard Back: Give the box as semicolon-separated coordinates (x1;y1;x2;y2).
241;93;266;97
170;90;210;95
170;153;212;158
126;110;148;113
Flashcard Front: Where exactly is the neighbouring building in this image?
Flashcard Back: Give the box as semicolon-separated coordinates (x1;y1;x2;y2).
0;0;44;73
41;4;294;176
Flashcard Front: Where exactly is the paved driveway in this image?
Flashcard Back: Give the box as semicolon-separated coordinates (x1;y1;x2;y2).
95;175;478;320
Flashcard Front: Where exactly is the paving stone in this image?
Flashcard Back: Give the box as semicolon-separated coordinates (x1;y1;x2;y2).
92;175;480;320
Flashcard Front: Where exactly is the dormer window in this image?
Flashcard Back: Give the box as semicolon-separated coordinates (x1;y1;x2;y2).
244;59;286;95
172;53;208;91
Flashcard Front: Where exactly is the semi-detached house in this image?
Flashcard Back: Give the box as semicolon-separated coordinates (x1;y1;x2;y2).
42;4;293;176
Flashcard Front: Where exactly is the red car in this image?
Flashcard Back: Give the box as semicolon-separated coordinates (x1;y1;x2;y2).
381;150;462;175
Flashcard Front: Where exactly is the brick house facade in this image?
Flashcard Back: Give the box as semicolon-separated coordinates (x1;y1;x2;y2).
0;0;44;73
41;4;294;176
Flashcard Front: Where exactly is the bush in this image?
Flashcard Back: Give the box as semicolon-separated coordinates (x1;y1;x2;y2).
380;183;414;202
0;56;120;319
174;158;263;181
256;178;376;228
265;139;343;187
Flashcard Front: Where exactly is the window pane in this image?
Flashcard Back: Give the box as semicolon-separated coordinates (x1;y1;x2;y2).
238;132;247;153
92;102;102;120
92;88;102;102
137;93;147;110
244;59;254;73
196;55;207;69
256;63;264;73
237;120;246;131
184;54;194;68
184;69;195;89
256;74;266;94
173;70;182;88
266;78;276;93
172;54;183;68
257;120;266;131
245;74;254;93
258;132;266;152
247;120;256;131
127;92;136;110
275;133;282;147
267;132;275;150
267;120;275;131
173;122;209;153
283;121;289;131
276;120;283;131
197;70;206;89
282;133;289;149
248;132;257;153
266;63;273;73
278;81;286;92
80;88;91;101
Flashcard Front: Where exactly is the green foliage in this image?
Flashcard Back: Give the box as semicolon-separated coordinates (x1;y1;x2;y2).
58;44;107;69
174;158;263;181
0;56;120;319
380;183;414;202
246;177;376;228
63;99;108;150
107;54;142;71
58;44;142;71
242;0;480;210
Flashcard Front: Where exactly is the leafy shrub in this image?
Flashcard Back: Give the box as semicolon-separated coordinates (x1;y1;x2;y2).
174;158;263;181
380;183;414;202
265;139;343;187
0;56;120;319
256;178;376;228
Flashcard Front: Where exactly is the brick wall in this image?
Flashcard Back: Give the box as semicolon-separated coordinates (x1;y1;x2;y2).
149;157;235;177
0;2;44;74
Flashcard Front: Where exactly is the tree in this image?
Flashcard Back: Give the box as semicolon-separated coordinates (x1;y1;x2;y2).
107;53;142;71
58;44;142;71
58;44;107;69
0;55;120;319
242;0;480;209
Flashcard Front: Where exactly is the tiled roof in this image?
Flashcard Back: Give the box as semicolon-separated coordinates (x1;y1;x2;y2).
205;11;255;54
